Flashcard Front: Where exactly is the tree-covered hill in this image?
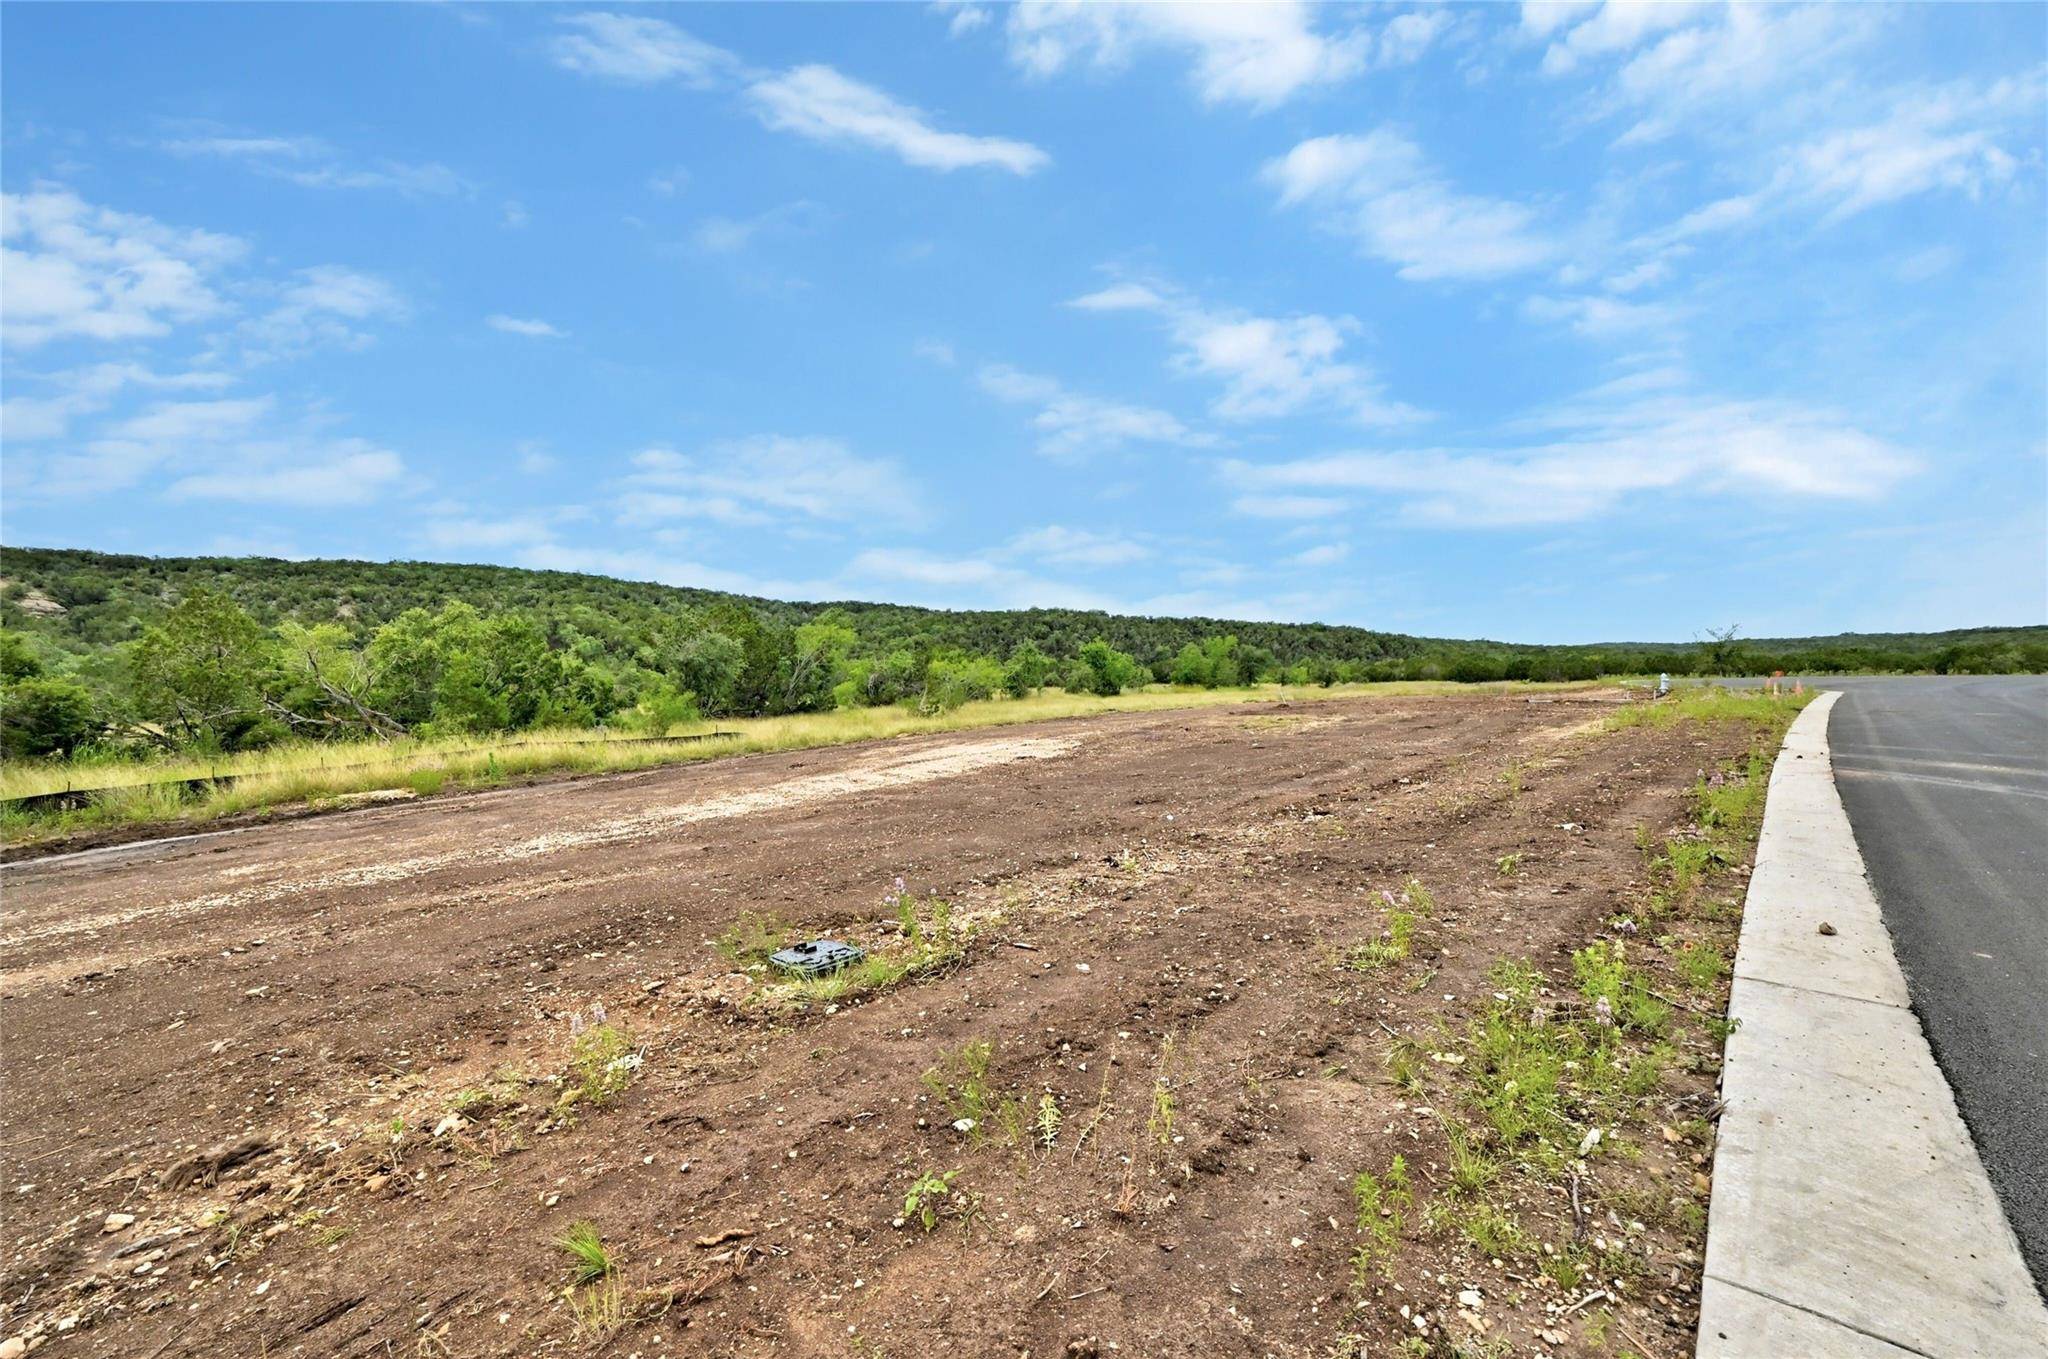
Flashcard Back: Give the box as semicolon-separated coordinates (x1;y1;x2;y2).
6;545;2040;671
2;543;2042;763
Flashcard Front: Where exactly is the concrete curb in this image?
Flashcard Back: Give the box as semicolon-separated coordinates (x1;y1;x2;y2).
1697;691;2048;1357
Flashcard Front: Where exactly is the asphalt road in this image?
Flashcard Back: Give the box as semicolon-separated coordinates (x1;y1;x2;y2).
1737;675;2047;1290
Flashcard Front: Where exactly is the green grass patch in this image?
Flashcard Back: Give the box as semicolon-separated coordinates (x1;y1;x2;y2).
552;1021;638;1121
1350;1154;1412;1285
554;1220;615;1284
1460;1200;1525;1258
1605;685;1813;733
714;910;791;968
1675;940;1730;991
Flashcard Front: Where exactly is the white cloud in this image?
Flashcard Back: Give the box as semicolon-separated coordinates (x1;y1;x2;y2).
615;489;776;528
647;166;691;197
417;514;561;550
238;265;406;360
1603;257;1673;293
1534;1;1711;76
278;161;466;196
516;442;558;475
547;17;1044;176
1526;4;1875;148
0;188;416;511
1007;524;1149;567
161;134;322;158
1521;293;1677;338
1794;78;2036;222
623;435;924;525
1;187;241;348
514;543;797;598
687;200;824;255
844;546;1117;610
487;314;566;339
11;386;412;508
745;65;1049;174
976;362;1205;459
279;265;403;320
1630;71;2043;255
549;12;737;87
1221;389;1919;527
1374;10;1452;67
938;2;993;37
1072;276;1422;425
1005;1;1366;108
1262;131;1553;282
1518;2;1600;40
109;395;272;446
0;362;231;442
166;441;405;506
162;132;467;196
501;200;529;229
1285;542;1351;568
1230;494;1347;520
1894;245;1959;283
693;217;760;255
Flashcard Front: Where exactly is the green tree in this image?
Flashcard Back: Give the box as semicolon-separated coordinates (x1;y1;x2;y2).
1002;640;1051;697
366;603;488;727
667;627;746;716
431;649;513;733
0;630;43;682
919;651;1006;714
272;621;405;738
127;590;273;748
1077;639;1141;696
0;677;99;759
1169;635;1242;688
784;614;857;713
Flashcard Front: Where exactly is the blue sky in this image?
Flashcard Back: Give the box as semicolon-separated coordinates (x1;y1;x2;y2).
3;2;2043;642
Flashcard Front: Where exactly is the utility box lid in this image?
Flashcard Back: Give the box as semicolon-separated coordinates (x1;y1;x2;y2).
768;939;866;978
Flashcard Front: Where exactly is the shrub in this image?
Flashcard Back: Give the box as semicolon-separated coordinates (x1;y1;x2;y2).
629;679;701;735
1076;639;1141;696
0;677;99;759
1002;641;1052;697
919;653;1005;715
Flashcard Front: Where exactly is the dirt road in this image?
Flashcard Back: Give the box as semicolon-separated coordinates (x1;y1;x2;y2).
0;692;1750;1357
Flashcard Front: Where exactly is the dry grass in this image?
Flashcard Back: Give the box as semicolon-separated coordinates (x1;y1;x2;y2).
2;680;1606;847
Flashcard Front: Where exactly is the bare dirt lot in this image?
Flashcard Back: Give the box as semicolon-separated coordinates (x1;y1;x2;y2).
0;692;1766;1359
